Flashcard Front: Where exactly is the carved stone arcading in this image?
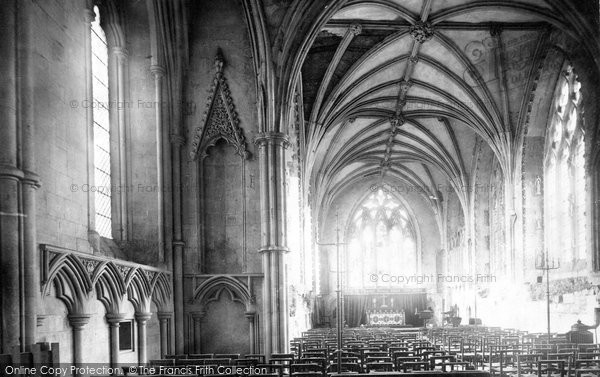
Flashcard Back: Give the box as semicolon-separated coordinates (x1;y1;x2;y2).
40;244;173;314
189;50;249;161
409;21;434;43
81;258;100;277
117;265;130;281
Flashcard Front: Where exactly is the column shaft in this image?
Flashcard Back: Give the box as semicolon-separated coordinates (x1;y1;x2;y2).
17;0;40;350
112;47;129;241
170;134;185;353
245;313;256;354
135;313;152;365
157;312;171;358
68;314;90;376
0;0;21;354
256;132;289;356
151;65;165;262
193;318;202;354
106;314;125;369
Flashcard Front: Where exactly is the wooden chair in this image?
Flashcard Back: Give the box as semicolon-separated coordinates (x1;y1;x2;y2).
365;361;394;372
576;369;600;377
401;361;431;372
326;362;361;373
537;360;566;377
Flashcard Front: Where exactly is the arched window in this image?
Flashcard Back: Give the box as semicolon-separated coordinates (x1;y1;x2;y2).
91;6;112;238
544;66;586;264
345;189;418;289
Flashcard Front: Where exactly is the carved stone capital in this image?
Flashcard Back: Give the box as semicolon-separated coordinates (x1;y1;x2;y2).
106;313;127;326
254;132;290;148
157;312;173;322
191;310;206;321
22;170;41;189
0;164;25;181
150;65;166;79
135;312;153;324
258;246;290;254
68;314;91;329
409;21;434;43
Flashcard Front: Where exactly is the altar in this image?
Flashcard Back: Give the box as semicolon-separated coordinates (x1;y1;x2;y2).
367;309;405;326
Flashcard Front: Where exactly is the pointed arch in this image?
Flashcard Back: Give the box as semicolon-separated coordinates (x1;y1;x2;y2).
193;275;254;310
42;247;93;314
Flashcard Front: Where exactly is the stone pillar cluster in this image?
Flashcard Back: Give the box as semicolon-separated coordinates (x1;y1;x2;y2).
255;132;290;357
0;0;40;354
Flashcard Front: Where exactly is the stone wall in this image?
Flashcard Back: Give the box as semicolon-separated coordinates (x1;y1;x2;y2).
15;0;165;362
182;0;264;353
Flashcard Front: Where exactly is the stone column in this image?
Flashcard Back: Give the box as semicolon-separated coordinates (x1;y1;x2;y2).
68;314;91;374
190;310;205;354
106;313;126;369
111;46;129;241
0;0;22;354
15;0;40;351
170;133;185;354
504;177;517;279
135;312;152;365
83;6;99;249
157;312;172;357
245;312;256;354
255;132;290;356
151;65;166;262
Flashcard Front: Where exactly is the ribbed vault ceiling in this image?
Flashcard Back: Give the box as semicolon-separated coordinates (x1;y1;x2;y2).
302;0;567;221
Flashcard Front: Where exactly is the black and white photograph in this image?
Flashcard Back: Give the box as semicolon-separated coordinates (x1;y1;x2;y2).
1;1;600;376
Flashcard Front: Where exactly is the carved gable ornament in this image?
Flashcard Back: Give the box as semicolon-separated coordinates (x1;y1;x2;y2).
189;51;249;161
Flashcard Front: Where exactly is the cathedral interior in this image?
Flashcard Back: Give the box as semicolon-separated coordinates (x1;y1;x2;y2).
2;0;600;374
